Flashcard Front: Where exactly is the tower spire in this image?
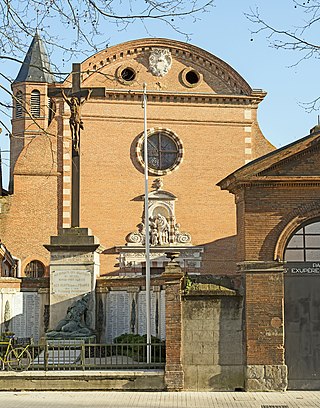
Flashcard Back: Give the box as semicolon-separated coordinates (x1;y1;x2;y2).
14;31;55;83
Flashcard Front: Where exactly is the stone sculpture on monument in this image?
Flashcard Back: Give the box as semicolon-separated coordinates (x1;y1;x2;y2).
46;294;93;339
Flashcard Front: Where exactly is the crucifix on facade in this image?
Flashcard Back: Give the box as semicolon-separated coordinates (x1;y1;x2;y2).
51;64;104;228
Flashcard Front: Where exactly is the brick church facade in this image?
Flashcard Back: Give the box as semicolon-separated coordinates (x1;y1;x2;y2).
0;34;320;391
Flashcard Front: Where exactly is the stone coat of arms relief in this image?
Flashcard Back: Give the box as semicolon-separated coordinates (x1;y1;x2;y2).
149;48;172;77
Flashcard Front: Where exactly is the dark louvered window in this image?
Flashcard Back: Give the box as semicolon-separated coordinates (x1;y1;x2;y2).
15;91;23;118
30;89;40;117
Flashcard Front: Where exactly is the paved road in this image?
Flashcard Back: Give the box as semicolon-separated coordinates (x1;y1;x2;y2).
0;391;320;408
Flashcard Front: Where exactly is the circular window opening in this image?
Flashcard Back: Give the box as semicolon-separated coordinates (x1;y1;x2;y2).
185;70;200;85
143;132;179;171
121;67;136;82
136;129;183;176
181;68;202;88
24;260;45;278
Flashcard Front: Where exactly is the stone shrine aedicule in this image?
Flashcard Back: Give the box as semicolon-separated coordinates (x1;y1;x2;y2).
118;179;203;275
127;178;191;247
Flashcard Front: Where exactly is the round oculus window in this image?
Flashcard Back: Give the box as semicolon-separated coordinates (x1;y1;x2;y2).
181;67;202;88
116;65;137;84
136;129;183;176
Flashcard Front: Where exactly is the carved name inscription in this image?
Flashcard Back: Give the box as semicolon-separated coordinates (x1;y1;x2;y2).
11;293;41;341
51;270;92;295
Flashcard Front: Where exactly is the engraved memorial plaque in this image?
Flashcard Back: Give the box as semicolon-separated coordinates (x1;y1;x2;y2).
51;270;92;295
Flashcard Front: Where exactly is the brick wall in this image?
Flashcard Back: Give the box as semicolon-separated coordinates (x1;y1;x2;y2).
245;271;284;365
4;38;274;278
241;186;320;261
164;275;184;391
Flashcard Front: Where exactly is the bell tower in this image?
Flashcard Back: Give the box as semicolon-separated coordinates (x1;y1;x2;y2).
10;31;55;191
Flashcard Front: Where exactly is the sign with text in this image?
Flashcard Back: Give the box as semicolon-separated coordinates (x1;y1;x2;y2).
285;262;320;276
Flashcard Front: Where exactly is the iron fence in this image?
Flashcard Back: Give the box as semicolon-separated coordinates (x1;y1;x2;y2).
27;341;165;371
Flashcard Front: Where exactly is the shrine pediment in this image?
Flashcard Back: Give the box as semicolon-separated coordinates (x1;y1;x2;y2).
218;127;320;192
134;190;177;202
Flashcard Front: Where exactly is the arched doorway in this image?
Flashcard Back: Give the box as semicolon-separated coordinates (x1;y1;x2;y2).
284;218;320;389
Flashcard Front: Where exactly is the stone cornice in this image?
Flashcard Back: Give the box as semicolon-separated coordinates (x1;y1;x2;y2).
238;260;284;273
49;86;264;106
103;90;264;105
228;176;320;192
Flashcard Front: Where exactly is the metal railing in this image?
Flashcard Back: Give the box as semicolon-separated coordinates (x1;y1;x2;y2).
27;341;165;371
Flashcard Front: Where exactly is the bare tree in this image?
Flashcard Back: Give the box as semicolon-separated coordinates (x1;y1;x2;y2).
246;0;320;111
0;0;214;64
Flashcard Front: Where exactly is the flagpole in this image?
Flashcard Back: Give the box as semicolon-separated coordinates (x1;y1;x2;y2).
143;83;151;364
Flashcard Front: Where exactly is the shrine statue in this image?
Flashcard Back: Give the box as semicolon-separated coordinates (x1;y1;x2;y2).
150;220;159;246
156;214;169;245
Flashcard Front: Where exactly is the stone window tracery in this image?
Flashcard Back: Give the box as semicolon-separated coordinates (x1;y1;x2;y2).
136;128;183;176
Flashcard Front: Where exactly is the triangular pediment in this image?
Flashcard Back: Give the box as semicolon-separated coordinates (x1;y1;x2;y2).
218;128;320;191
259;146;320;177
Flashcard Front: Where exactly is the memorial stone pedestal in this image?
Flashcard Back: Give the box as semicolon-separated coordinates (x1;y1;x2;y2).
44;228;101;331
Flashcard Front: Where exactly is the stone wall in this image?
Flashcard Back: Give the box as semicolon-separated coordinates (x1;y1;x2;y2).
182;289;244;391
6;38;274;279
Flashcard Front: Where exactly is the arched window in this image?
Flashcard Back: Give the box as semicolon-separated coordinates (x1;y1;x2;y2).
24;260;45;278
15;91;23;118
48;97;56;125
30;90;40;117
284;219;320;262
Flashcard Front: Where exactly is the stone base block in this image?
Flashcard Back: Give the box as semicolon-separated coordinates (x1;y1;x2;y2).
0;370;165;391
165;366;184;391
183;364;244;391
246;365;287;391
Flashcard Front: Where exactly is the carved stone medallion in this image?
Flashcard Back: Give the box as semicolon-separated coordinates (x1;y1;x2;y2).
149;48;172;77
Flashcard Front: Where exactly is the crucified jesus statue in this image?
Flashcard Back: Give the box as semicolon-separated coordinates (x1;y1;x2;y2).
62;89;92;153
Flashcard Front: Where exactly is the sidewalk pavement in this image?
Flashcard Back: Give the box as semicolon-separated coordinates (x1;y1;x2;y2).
0;391;320;408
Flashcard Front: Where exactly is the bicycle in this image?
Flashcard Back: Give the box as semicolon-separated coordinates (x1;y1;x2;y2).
0;335;32;371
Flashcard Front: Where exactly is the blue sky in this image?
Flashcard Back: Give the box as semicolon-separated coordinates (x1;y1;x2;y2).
1;1;318;187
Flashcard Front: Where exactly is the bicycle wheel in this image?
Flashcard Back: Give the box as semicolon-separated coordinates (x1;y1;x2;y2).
7;347;31;371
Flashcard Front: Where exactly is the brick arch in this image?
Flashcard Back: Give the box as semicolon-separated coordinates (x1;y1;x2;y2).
21;255;49;277
274;200;320;260
63;38;252;95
